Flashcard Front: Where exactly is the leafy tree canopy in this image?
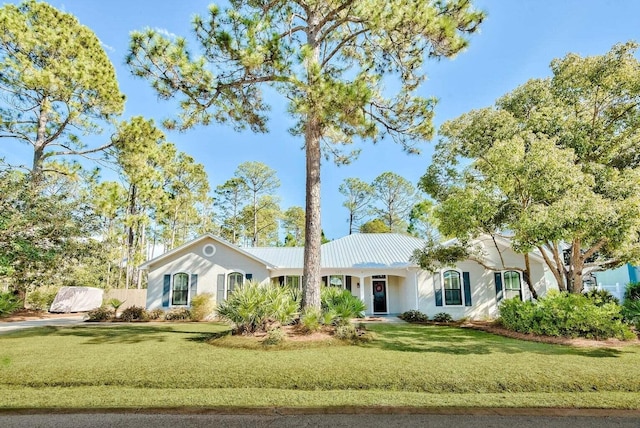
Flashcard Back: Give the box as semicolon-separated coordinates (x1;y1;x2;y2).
0;0;125;177
419;42;640;292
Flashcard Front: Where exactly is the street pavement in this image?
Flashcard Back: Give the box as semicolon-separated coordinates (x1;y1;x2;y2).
0;412;639;428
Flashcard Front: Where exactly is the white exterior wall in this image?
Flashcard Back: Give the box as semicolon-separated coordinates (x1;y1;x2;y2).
146;237;270;310
416;243;554;320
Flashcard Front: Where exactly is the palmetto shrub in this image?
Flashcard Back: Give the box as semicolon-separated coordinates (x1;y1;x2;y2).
216;281;298;334
584;288;619;306
0;292;22;317
499;291;635;340
625;281;640;301
321;287;366;326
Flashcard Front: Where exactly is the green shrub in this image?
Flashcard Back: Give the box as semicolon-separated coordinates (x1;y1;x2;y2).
190;293;214;321
216;282;298;334
262;327;286;346
321;287;366;326
499;292;635;340
0;292;22;317
26;286;59;311
147;308;164;320
432;312;454;323
399;310;429;323
299;307;323;333
86;306;114;322
624;281;640;301
164;308;192;321
622;299;640;326
107;298;125;317
335;324;358;341
119;306;148;322
584;288;619;306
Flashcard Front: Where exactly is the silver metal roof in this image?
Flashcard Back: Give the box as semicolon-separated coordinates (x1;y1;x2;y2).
245;233;425;269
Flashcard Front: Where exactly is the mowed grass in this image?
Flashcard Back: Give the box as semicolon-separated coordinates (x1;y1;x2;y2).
1;322;639;409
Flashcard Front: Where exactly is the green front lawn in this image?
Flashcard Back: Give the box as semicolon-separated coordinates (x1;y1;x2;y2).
1;323;639;409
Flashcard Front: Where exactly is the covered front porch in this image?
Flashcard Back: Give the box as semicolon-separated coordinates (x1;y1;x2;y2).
271;270;419;316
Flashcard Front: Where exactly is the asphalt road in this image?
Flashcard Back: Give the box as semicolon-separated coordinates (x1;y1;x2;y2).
0;413;639;428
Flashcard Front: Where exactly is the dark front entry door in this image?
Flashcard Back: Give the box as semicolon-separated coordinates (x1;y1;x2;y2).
373;280;387;313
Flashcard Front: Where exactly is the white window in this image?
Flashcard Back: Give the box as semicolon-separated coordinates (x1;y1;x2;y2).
171;273;189;306
443;270;462;306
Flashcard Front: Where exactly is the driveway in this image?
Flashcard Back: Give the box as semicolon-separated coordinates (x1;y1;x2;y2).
0;315;85;334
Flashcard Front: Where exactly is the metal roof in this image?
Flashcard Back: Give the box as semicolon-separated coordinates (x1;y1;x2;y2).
320;233;425;269
245;247;305;269
245;233;425;269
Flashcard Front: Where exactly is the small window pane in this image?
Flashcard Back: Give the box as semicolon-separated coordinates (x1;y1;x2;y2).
286;276;300;289
504;271;521;290
443;271;462;305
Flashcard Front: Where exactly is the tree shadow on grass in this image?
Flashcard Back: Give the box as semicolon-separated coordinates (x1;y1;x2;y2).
363;325;624;358
2;324;229;345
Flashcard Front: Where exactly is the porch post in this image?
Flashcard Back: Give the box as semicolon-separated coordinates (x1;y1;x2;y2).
359;275;365;313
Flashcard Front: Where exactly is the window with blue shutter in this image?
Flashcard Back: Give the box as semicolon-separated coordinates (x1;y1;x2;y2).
463;272;472;306
162;274;171;307
494;272;504;302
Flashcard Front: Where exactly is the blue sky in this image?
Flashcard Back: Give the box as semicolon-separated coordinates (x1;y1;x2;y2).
2;0;640;240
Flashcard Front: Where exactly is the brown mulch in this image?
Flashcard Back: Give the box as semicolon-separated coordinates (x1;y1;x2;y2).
245;325;336;342
461;320;640;348
0;309;86;322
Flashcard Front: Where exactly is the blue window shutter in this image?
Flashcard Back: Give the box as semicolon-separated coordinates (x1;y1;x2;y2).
190;274;198;304
245;273;253;281
435;280;443;307
216;274;225;304
463;272;472;306
162;274;171;307
494;272;504;302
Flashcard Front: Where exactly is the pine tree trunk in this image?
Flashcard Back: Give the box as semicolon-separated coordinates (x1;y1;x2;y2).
302;115;322;311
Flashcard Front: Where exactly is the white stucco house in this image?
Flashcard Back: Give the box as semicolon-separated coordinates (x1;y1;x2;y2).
140;233;558;320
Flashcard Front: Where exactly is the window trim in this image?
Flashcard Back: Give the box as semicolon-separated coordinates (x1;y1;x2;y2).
171;272;190;306
501;270;523;300
441;269;464;307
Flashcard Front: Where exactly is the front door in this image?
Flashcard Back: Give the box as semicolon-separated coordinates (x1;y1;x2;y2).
372;279;387;313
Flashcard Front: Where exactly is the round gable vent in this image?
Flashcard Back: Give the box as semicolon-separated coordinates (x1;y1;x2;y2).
203;243;216;257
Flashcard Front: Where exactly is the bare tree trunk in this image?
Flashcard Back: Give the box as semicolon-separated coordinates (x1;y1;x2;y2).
302;12;322;311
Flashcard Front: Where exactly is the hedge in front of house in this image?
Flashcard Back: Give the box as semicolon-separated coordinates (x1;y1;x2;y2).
498;291;635;340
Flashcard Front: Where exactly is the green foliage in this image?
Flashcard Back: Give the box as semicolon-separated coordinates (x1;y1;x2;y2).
584;289;619;306
421;42;640;293
0;0;124;175
26;286;59;311
499;292;635;340
190;293;214;321
321;287;366;326
299;307;323;333
216;282;298;334
359;218;391;233
86;306;114;322
262;327;286;346
399;310;429;323
164;308;192;321
118;306;149;322
624;282;640;301
432;312;454;323
412;238;470;272
339;178;374;235
0;292;22;317
0;171;102;293
127;0;484;310
371;172;416;233
107;298;125;317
